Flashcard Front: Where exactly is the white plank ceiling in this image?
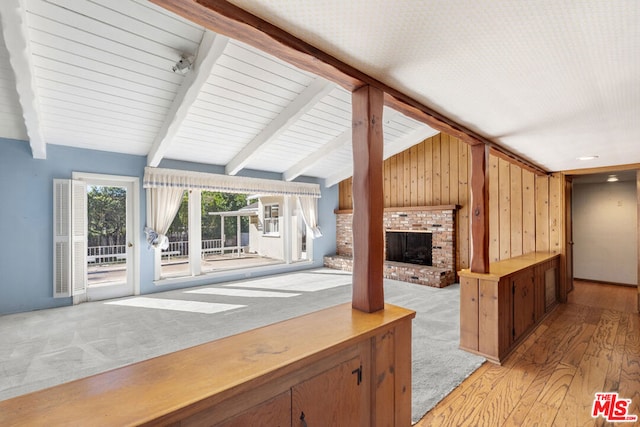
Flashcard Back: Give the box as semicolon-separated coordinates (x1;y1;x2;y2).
1;0;638;182
0;0;436;186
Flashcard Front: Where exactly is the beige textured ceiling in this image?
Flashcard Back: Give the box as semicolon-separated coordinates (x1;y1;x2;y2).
227;0;640;172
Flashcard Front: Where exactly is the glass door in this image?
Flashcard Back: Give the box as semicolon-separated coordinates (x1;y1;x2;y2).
74;174;138;302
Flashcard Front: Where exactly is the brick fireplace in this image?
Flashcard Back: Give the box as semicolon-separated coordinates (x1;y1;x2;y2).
324;205;458;288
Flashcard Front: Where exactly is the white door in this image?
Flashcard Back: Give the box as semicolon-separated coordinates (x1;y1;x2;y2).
74;173;140;302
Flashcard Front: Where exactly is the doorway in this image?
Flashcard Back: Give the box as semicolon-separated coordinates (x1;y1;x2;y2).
73;173;140;301
571;171;638;287
569;169;640;313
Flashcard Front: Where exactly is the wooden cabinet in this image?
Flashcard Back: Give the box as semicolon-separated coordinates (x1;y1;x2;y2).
459;252;559;364
292;357;366;427
217;391;291;427
0;303;415;427
222;355;368;427
512;269;535;342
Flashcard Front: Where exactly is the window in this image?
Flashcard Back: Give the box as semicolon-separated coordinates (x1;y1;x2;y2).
201;191;250;274
144;169;320;282
150;193;312;281
263;204;280;236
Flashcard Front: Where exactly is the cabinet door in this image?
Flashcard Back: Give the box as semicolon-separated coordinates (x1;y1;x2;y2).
545;266;558;311
512;270;535;341
217;391;291;427
292;356;365;427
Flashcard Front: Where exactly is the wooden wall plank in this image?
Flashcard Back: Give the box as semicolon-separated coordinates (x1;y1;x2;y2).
489;155;500;262
450;137;459;204
433;134;442;205
410;145;419;206
548;173;562;254
397;153;404;207
441;133;451;204
535;175;550;252
336;133;563;274
424;137;433;205
499;158;511;260
390;155;398;208
458;142;470;270
404;150;411;206
522;170;536;254
417;142;425;206
383;161;390;208
510;166;523;257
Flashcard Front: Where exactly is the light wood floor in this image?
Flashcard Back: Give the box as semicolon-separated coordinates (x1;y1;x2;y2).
417;280;640;426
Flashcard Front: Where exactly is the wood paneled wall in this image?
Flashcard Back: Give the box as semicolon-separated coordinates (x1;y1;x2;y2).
338;133;564;273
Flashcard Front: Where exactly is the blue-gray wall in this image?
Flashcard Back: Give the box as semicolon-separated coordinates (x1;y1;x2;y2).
0;138;337;314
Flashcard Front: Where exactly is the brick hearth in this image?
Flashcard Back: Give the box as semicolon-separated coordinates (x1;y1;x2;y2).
324;206;458;288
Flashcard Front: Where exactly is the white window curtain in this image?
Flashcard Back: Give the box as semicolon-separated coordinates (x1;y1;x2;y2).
145;187;184;249
143;167;321;198
297;196;322;239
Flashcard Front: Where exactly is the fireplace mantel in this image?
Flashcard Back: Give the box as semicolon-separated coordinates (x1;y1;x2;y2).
385;229;432;233
334;205;459;215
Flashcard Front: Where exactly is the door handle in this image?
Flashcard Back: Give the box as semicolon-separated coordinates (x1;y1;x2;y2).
127;242;133;248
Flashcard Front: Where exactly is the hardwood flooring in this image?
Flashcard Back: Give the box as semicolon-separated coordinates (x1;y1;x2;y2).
417;280;640;426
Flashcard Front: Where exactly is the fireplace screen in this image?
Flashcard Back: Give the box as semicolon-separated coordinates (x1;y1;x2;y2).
385;231;432;266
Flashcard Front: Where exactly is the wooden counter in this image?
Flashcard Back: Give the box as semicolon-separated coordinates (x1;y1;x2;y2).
0;303;415;426
459;252;559;364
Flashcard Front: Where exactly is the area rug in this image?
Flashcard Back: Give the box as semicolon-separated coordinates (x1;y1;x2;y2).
384;279;486;423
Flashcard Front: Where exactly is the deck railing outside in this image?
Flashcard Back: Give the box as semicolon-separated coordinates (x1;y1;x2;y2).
87;239;228;265
87;245;127;264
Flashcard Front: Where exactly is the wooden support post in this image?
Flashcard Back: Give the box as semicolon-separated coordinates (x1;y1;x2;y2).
470;143;490;273
351;85;385;313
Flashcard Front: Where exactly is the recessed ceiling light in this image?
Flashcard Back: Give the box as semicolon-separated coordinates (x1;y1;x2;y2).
607;175;619;182
577;155;599;161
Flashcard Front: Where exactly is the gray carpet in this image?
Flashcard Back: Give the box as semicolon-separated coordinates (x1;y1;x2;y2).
383;279;486;423
0;268;484;422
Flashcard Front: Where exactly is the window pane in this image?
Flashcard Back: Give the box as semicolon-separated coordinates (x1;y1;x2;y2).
87;185;127;286
161;191;189;278
263;203;280;236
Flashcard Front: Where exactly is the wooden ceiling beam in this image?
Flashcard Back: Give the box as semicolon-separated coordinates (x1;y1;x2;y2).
150;0;548;176
151;0;363;90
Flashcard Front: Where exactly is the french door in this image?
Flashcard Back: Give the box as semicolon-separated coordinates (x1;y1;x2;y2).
53;173;139;302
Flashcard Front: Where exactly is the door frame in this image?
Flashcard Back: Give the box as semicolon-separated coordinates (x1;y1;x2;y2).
564;175;574;295
72;172;141;299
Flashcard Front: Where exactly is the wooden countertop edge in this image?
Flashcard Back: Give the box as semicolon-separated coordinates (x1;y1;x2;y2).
0;303;415;426
458;252;560;280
